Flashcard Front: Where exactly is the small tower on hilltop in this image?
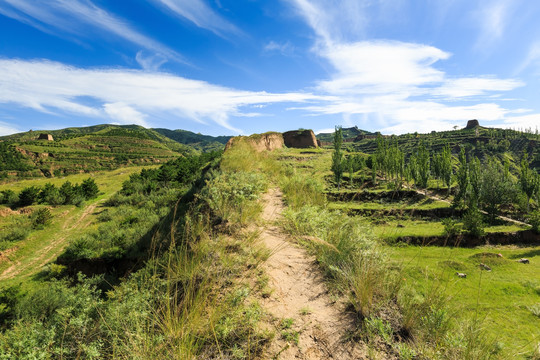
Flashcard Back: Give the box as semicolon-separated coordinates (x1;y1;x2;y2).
465;119;480;129
38;133;54;141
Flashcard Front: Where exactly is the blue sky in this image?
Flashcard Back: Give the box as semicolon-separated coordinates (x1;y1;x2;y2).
1;0;540;136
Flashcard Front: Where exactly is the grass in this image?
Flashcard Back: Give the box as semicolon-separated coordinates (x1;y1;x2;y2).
0;166;154;284
328;197;451;211
371;219;527;241
388;244;540;357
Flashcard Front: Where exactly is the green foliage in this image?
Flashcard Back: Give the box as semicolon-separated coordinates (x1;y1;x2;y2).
479;157;518;222
18;186;40;207
462;205;485;237
0;190;18;207
201;171;267;224
0;142;31;171
529;210;540;234
454;147;469;206
81;177;99;199
31;208;53;229
520;153;540;212
442;218;460;237
331;126;344;189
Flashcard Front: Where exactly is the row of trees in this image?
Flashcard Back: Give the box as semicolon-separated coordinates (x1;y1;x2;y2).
0;178;99;208
331;129;540;220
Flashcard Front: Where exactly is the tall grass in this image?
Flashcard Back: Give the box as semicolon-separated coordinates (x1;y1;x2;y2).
278;153;504;359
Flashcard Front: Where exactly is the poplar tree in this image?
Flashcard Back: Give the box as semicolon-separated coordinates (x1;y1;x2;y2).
520;153;540;212
417;140;430;190
454;147;468;206
332;126;344;190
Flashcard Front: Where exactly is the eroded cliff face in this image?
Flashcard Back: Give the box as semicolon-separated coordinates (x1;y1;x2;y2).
225;132;284;152
282;130;318;148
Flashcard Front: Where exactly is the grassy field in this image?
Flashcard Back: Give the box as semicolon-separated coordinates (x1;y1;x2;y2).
272;146;539;358
388;244;540;356
0;165;156;285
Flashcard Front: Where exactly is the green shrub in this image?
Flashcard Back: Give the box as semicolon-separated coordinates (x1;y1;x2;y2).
18;186;40;207
529;210;540;234
201;171;267;224
81;177;99;199
442;218;460;237
31;208;53;229
462;206;485;237
0;190;18;206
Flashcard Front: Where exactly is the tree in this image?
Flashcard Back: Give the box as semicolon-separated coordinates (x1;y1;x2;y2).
331;126;344;190
18;186;40;207
81;178;99;200
519;153;539;212
440;143;453;196
479;157;517;223
454;147;468;206
468;156;482;207
417;140;430;190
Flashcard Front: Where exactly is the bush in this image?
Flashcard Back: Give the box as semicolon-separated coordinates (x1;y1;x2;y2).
462;206;485;237
81;177;99;199
201;171;267;224
31;208;53;229
0;190;18;206
18;186;40;207
442;218;460;237
529;210;540;234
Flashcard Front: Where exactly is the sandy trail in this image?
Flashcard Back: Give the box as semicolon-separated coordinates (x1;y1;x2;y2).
259;189;365;359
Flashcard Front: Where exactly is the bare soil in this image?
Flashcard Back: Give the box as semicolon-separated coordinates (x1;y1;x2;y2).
259;189;368;359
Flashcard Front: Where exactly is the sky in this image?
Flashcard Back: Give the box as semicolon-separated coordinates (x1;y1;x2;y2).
1;0;540;136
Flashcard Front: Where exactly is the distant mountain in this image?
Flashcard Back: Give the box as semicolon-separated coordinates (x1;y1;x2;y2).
316;126;375;142
152;128;231;153
0;124;208;177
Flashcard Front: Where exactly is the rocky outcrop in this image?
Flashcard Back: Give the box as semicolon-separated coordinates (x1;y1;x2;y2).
283;129;318;148
225;132;284;152
465;119;480;129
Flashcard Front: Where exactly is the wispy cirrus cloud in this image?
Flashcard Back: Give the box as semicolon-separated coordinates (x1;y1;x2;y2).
287;0;525;133
0;0;184;64
473;0;514;51
149;0;240;37
0;59;322;133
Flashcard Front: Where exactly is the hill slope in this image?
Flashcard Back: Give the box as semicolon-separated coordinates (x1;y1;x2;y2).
0;124;198;177
152;128;230;153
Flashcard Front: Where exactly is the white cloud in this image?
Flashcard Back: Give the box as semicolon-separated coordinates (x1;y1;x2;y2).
103;103;148;127
317;41;449;95
135;51;168;71
264;41;296;56
473;0;514;51
149;0;240;37
0;59;322;133
286;0;524;134
0;0;183;63
502;113;540;131
0;121;21;136
433;77;523;99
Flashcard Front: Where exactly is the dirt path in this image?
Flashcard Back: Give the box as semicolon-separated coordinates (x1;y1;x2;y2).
259;189;366;359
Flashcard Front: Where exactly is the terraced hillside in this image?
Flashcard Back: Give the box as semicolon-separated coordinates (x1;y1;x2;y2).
0;125;201;177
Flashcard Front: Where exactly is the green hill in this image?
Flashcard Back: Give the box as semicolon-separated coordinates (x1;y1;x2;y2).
316;126;375;142
152;128;231;153
0;124;200;177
